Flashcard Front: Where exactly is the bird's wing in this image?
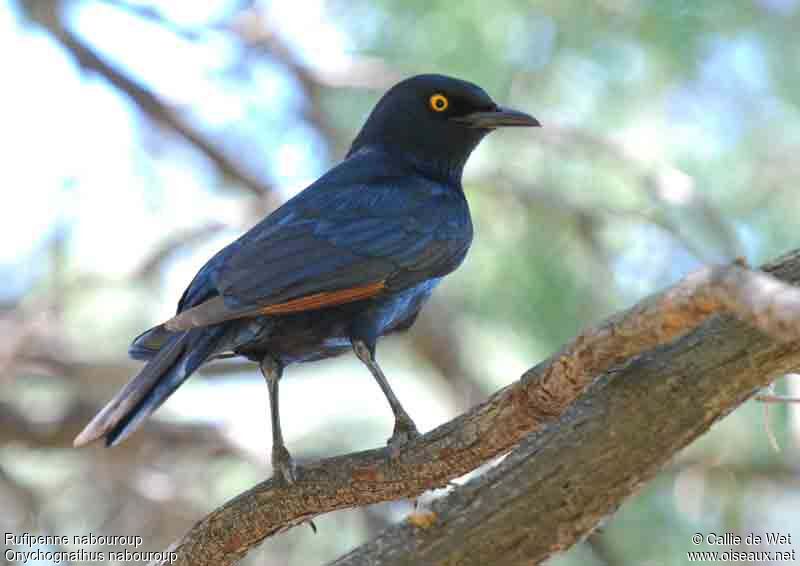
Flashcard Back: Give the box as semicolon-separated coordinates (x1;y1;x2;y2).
164;171;470;331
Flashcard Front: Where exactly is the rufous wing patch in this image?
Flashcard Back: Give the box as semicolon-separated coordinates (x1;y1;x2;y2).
259;280;385;315
165;281;385;331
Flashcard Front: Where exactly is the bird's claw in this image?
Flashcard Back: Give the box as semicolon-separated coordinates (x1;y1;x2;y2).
272;445;297;486
271;445;317;531
387;416;420;458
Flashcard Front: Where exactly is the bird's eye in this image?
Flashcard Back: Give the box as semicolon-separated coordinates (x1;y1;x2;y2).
429;94;449;112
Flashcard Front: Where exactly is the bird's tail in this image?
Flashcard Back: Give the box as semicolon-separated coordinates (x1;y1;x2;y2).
74;326;227;448
128;323;172;361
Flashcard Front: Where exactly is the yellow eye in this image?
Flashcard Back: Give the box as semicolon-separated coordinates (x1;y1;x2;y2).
429;94;449;112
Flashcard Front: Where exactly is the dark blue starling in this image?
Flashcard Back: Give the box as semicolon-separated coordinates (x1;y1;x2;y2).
75;74;540;484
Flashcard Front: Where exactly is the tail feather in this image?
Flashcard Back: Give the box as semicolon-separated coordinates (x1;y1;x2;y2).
129;323;173;361
74;326;226;448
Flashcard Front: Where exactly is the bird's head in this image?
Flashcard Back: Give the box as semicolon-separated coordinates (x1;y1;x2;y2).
348;74;540;184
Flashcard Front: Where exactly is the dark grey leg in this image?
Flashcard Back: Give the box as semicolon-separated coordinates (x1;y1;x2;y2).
352;339;420;453
260;356;296;485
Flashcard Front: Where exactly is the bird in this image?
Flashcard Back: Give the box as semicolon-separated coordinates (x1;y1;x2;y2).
74;74;540;485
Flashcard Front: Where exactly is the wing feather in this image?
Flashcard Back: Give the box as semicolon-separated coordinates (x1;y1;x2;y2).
162;152;472;331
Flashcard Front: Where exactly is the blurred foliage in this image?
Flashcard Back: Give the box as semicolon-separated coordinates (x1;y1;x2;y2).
3;0;800;565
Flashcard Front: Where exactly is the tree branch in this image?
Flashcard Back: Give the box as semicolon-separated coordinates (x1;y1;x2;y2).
147;249;800;566
332;260;800;565
24;0;278;201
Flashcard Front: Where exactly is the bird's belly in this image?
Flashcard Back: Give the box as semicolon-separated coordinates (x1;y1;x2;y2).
230;279;441;365
232;307;356;365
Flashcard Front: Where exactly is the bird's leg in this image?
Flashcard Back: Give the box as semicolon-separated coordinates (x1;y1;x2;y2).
352;339;420;455
260;356;296;485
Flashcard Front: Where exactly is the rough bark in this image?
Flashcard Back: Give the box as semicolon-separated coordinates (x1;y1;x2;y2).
147;250;800;566
332;261;800;565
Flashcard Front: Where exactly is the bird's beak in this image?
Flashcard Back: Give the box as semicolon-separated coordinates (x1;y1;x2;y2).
452;106;541;129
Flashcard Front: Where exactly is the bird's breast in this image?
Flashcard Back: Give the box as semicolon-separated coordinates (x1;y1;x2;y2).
370;278;442;333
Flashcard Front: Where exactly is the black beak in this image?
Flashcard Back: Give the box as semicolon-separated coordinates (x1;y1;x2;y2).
452;105;541;129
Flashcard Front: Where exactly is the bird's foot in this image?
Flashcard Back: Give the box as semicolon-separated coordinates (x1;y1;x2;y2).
272;444;297;486
271;446;317;532
387;416;420;458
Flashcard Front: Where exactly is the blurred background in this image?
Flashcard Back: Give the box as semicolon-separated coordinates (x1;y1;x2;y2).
2;0;800;564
